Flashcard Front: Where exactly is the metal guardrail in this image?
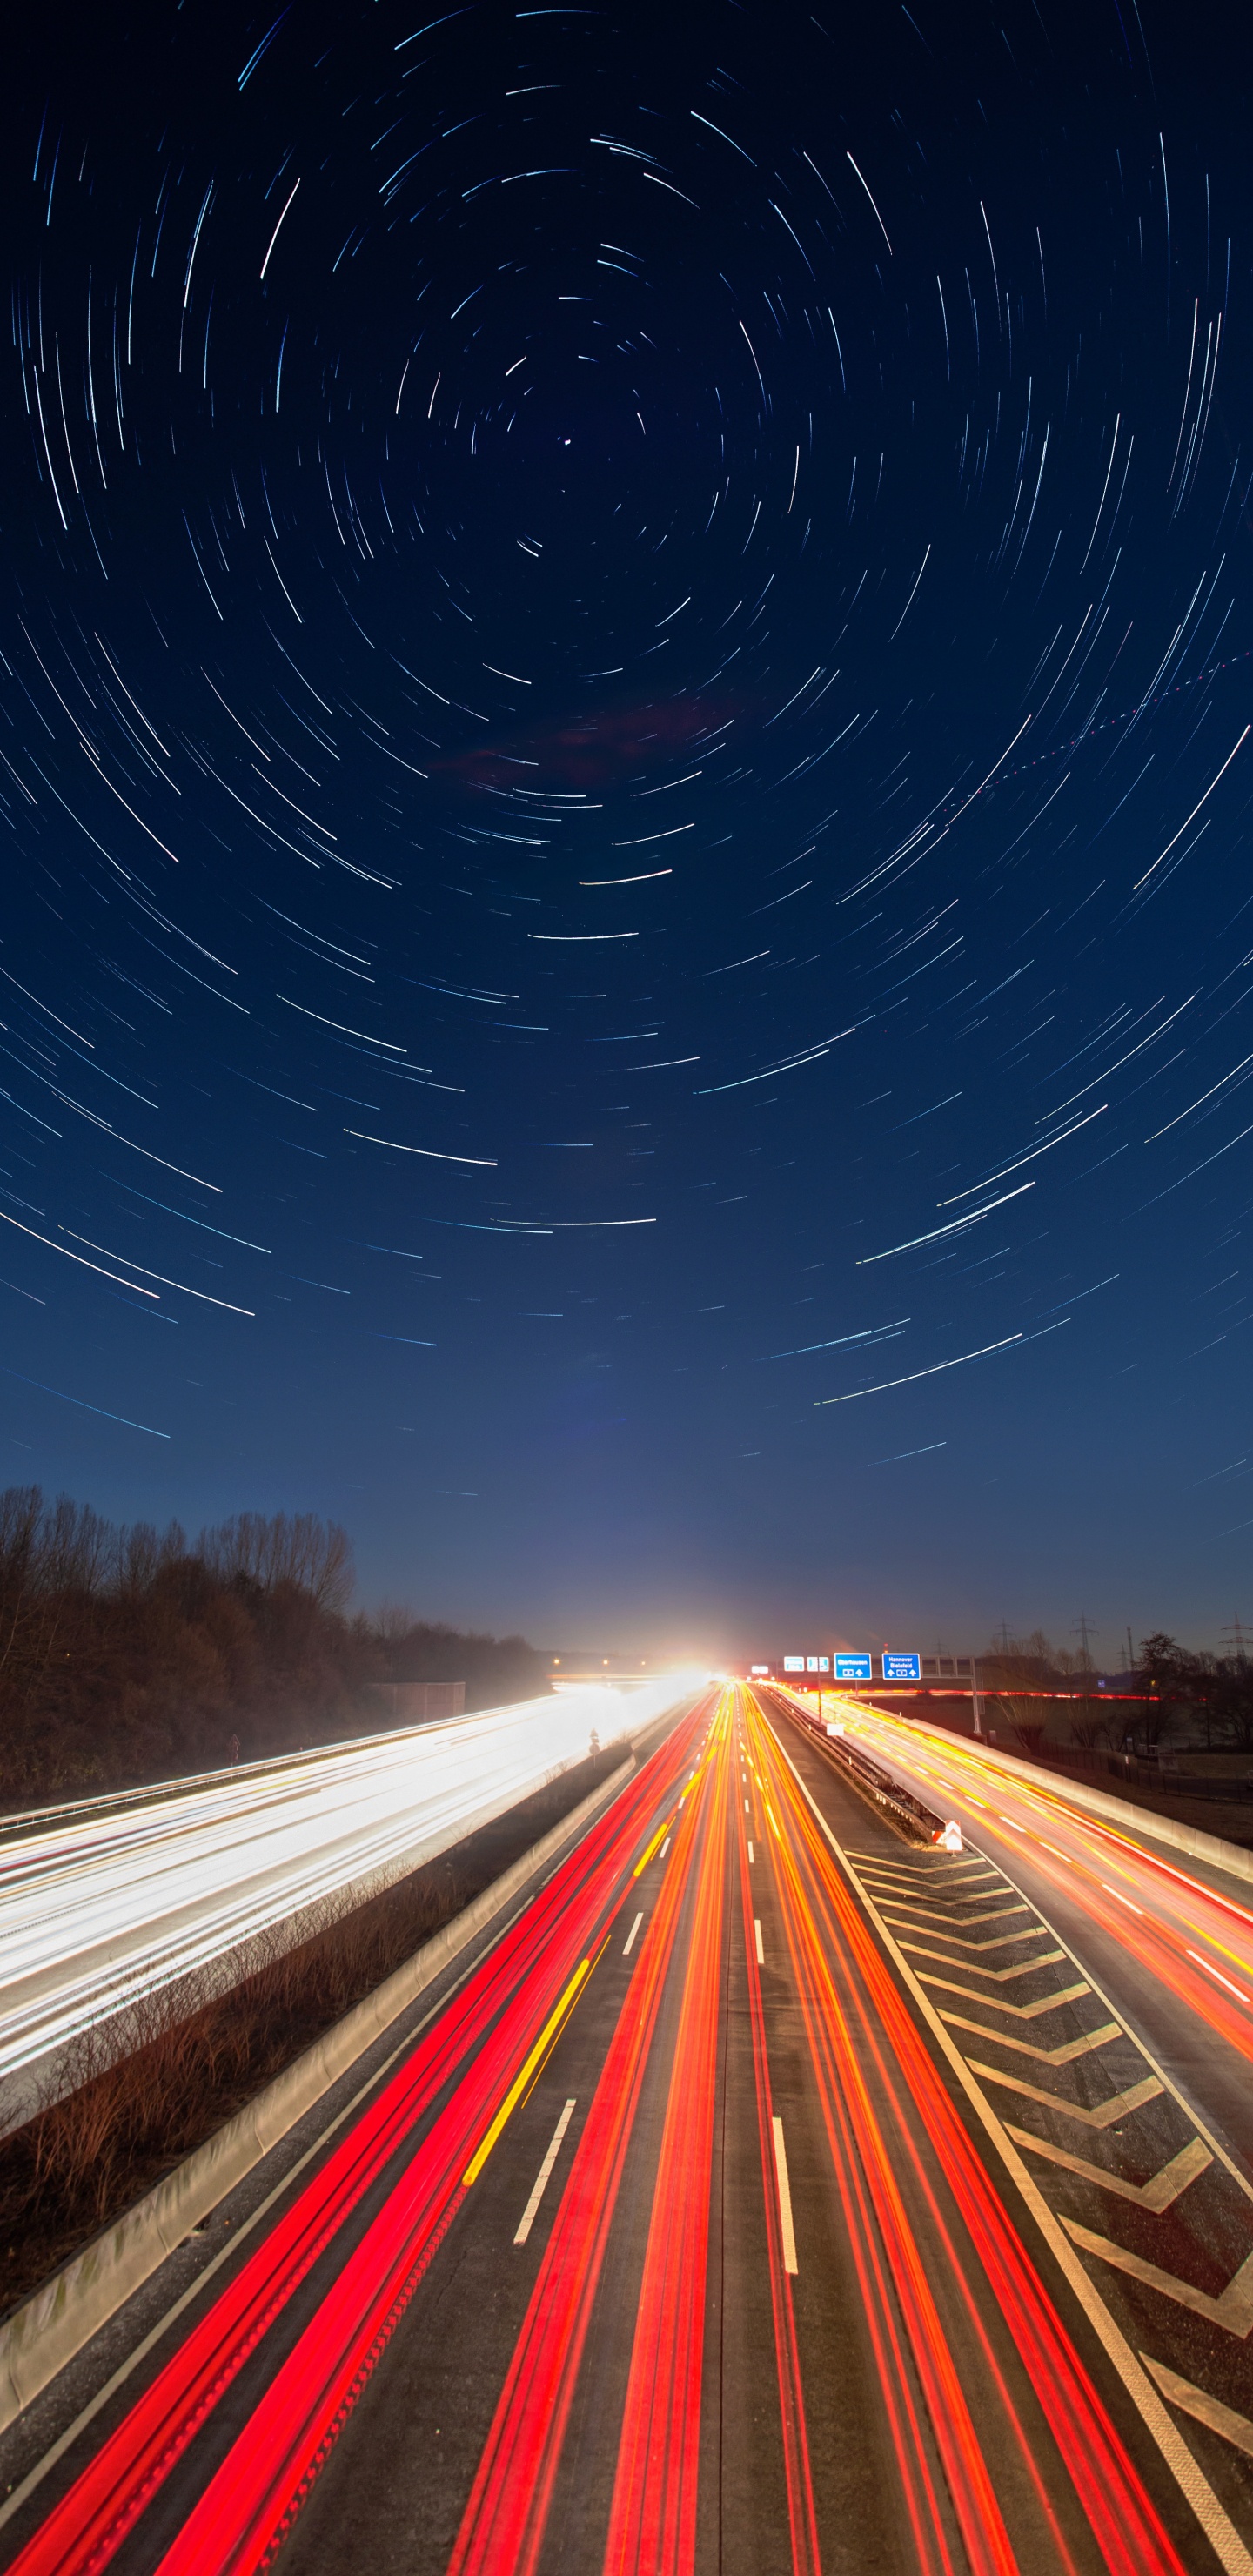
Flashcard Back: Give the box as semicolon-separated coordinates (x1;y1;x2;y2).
826;1735;948;1844
765;1689;951;1846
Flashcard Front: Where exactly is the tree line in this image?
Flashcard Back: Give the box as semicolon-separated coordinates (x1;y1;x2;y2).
1123;1632;1253;1754
979;1627;1253;1759
0;1486;548;1809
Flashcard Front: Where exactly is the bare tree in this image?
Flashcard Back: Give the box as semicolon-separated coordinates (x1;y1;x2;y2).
1067;1698;1110;1752
375;1599;416;1646
198;1513;354;1612
982;1628;1057;1754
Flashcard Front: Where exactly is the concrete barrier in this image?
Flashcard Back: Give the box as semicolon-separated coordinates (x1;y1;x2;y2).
0;1753;637;2434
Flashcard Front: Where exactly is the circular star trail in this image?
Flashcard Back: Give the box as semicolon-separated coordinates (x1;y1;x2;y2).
2;0;1250;1640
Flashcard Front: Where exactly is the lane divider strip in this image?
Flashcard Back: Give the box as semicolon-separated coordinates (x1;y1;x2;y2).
514;2103;577;2248
771;2117;798;2276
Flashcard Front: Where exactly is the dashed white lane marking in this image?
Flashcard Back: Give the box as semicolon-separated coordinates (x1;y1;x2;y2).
754;1918;765;1966
623;1911;644;1957
660;1836;671;1857
747;1840;755;1863
772;2115;798;2275
514;2099;577;2246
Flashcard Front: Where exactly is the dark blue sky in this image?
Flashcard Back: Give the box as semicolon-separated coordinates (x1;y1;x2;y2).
3;0;1252;1660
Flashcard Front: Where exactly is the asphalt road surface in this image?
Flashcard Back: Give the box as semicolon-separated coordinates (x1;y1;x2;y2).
3;1683;1251;2574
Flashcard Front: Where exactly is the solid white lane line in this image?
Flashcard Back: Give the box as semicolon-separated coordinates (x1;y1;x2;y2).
623;1910;644;1956
754;1918;765;1966
772;2114;798;2274
514;2099;576;2245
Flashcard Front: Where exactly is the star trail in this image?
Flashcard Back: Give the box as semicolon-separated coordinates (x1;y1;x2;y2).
2;0;1250;1647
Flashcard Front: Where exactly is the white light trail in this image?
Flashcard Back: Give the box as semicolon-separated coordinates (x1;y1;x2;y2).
0;1678;696;2119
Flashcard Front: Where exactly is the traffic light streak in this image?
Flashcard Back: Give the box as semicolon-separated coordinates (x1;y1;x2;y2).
601;1709;728;2576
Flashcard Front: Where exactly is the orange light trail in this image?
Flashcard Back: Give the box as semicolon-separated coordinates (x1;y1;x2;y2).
602;1699;729;2575
747;1693;1192;2576
746;1700;1021;2576
814;1696;1253;2070
733;1698;821;2576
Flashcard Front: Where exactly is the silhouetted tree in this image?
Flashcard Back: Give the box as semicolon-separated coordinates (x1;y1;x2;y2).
0;1487;547;1808
1129;1634;1200;1752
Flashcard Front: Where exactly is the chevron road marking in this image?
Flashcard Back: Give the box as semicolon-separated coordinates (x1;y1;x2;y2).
863;1860;998;1875
941;2013;1120;2066
875;1901;1031;1929
876;1906;1031;1936
904;1942;1065;1977
892;1927;1056;1957
968;2065;1164;2126
1005;2130;1213;2212
852;1861;998;1887
920;1974;1093;2018
1143;2358;1253;2458
1062;2224;1253;2336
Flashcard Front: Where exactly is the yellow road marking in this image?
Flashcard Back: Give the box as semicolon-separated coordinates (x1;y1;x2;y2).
633;1814;675;1878
463;1956;592;2185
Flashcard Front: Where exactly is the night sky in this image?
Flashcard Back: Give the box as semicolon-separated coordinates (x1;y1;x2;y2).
3;0;1252;1660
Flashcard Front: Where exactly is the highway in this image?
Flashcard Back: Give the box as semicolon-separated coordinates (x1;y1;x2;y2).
0;1676;693;2131
2;1684;1251;2572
